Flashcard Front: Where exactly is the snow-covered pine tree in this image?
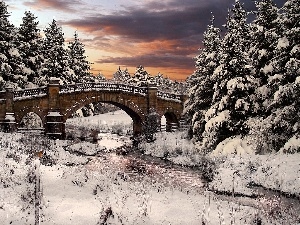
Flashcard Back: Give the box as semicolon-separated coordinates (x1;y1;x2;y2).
68;31;91;83
112;67;131;83
41;19;73;85
184;15;222;142
250;0;279;77
200;0;256;152
255;0;300;151
271;0;299;86
128;65;152;86
248;0;280;115
154;72;164;88
17;11;44;87
94;72;106;82
0;1;16;89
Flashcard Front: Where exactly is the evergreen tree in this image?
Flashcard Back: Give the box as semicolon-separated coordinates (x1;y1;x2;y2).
17;11;44;86
258;0;300;151
128;65;152;86
41;19;73;85
68;31;91;83
250;0;279;79
154;72;164;87
184;15;222;141
200;0;256;151
248;0;280;115
271;0;299;84
0;1;15;89
112;67;131;83
95;72;106;82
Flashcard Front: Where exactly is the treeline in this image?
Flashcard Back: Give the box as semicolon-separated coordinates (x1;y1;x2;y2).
185;0;299;153
0;1;99;90
112;65;186;93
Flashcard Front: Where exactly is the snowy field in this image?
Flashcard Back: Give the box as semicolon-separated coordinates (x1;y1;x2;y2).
0;110;300;224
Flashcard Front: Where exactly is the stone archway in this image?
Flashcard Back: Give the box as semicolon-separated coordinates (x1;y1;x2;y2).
14;105;47;127
0;80;186;139
19;112;43;129
164;111;180;132
63;100;144;136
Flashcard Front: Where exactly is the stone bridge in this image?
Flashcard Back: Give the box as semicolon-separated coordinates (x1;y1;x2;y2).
0;79;187;139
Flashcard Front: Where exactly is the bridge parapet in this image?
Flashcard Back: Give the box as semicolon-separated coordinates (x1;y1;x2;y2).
59;82;148;96
157;90;183;102
13;87;47;99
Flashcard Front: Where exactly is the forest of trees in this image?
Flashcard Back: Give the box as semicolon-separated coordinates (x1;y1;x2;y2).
1;0;299;152
0;1;95;90
185;0;299;153
112;65;186;93
0;1;186;94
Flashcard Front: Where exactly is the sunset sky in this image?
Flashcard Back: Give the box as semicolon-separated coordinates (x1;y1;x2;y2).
6;0;285;80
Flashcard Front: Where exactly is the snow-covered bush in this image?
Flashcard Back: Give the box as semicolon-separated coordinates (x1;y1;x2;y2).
279;134;300;154
245;104;299;154
140;132;193;156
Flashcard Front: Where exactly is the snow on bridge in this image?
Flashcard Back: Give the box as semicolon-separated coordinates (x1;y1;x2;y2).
0;80;187;139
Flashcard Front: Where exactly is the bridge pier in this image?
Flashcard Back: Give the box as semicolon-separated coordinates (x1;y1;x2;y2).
144;85;161;140
45;112;65;139
45;78;66;139
0;87;17;132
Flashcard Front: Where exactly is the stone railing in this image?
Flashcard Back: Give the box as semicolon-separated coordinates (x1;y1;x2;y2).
59;82;148;96
0;82;183;102
13;87;47;99
157;90;182;101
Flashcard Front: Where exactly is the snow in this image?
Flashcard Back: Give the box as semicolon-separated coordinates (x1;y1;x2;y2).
276;36;289;49
66;110;133;133
0;53;7;61
47;111;62;116
291;45;299;55
210;151;300;197
205;110;230;133
8;48;20;57
22;67;33;75
258;49;267;59
296;75;300;84
255;85;270;98
1;111;300;224
218;96;229;111
212;136;255;156
235;99;250;112
273;84;294;103
279;135;300;154
262;64;274;74
227;77;246;95
5;113;16;121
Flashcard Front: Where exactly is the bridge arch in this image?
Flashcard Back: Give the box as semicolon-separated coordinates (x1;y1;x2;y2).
19;112;43;129
14;105;47;126
61;94;145;136
160;110;180;132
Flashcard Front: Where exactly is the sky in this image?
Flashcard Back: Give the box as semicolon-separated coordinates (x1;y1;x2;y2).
5;0;286;80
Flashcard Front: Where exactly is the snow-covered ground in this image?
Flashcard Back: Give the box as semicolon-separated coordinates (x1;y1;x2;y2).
1;111;300;224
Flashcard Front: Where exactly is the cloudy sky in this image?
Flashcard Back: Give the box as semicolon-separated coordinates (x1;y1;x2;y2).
6;0;285;80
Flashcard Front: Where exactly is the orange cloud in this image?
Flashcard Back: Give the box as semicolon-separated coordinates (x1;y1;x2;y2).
24;0;81;12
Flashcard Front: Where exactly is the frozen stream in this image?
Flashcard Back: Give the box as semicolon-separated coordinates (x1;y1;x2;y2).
39;132;300;224
40;110;298;224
